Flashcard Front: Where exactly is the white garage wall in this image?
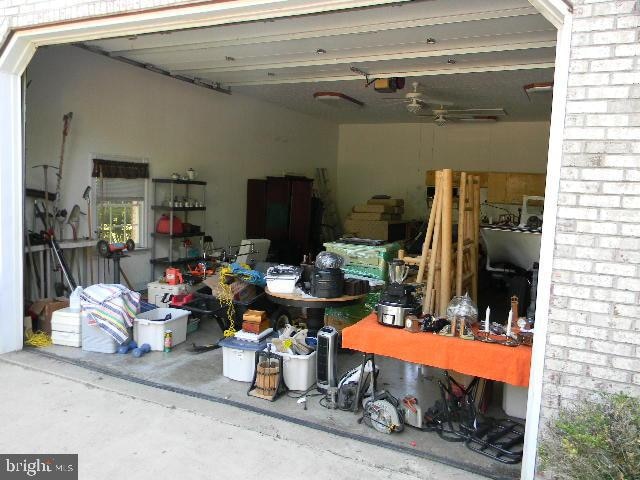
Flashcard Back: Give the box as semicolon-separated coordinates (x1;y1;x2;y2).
337;122;551;220
25;45;339;290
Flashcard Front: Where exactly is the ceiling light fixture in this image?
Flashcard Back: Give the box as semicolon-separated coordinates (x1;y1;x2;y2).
426;38;436;44
523;82;554;100
313;91;364;107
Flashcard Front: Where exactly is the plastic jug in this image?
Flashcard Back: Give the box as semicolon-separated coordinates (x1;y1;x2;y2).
69;286;83;312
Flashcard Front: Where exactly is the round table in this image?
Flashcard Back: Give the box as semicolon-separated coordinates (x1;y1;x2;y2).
265;288;367;335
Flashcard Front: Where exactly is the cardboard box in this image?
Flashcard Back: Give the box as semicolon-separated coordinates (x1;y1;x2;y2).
29;298;70;334
343;219;407;241
367;198;404;207
203;274;257;302
348;212;401;221
352;204;404;214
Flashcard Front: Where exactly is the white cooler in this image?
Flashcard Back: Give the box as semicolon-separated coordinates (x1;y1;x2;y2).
134;308;189;351
147;281;196;307
51;307;82;347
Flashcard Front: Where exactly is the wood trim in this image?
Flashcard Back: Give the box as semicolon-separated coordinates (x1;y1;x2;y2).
0;0;237;58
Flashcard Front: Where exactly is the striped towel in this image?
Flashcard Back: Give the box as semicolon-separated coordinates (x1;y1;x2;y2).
80;284;140;344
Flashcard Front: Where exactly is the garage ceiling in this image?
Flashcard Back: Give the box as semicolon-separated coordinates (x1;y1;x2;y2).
81;0;556;123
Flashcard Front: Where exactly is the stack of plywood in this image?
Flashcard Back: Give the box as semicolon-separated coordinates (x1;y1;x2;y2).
344;198;406;241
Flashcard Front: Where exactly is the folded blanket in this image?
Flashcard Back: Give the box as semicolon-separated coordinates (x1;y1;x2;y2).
80;284;140;344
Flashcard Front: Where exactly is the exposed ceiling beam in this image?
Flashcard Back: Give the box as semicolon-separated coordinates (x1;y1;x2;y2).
104;6;542;57
169;39;556;75
225;60;556;86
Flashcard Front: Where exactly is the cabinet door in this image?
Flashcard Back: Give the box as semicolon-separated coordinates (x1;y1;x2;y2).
246;179;267;238
265;177;291;241
289;178;313;252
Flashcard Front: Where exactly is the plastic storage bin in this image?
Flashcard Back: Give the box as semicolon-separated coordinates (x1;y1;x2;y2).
134;308;189;351
82;314;129;353
502;384;528;419
219;337;269;382
275;349;317;391
147;281;196;307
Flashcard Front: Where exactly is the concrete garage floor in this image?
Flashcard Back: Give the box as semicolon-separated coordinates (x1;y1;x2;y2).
28;317;522;480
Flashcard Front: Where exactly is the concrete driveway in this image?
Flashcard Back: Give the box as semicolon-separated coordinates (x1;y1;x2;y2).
0;351;488;480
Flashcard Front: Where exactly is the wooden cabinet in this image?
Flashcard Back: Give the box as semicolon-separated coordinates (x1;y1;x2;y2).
426;170;545;204
487;173;546;204
246;176;313;263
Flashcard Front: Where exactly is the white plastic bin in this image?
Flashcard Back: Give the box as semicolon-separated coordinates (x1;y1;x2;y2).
219;337;269;382
503;383;529;419
82;314;128;354
277;350;317;391
134;308;189;351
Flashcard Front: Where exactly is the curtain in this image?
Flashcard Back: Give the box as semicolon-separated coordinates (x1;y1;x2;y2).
92;158;149;179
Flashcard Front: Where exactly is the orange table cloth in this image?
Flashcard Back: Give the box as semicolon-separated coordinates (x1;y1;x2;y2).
341;313;532;387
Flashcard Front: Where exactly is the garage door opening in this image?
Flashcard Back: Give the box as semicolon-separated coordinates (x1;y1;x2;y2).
18;1;562;478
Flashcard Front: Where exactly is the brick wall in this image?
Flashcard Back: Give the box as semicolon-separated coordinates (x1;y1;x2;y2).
541;0;640;424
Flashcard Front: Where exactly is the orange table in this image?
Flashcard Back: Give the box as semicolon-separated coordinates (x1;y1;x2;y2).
342;313;532;387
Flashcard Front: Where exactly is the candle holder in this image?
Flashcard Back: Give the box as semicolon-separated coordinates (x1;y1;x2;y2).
500;333;520;347
476;330;498;343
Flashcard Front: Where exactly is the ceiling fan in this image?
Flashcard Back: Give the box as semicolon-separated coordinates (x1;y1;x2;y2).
419;108;507;126
381;81;453;114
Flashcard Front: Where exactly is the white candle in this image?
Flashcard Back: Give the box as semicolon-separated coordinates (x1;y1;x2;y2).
484;307;490;333
506;309;513;337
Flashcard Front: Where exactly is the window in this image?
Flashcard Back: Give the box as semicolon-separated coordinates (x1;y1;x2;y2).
93;157;148;248
97;199;143;246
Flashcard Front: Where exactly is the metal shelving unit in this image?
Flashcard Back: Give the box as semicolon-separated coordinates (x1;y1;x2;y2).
150;178;207;279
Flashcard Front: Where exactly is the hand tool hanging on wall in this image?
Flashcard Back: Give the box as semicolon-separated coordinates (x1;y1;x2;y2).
82;186;94;284
50;112;73;239
34;201;78;294
31;165;58;232
53;112;73;214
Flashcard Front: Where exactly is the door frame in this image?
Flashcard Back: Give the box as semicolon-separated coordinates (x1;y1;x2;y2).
0;1;572;478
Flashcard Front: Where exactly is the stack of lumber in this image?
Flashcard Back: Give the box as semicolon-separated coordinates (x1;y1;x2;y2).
344;198;406;241
398;169;480;316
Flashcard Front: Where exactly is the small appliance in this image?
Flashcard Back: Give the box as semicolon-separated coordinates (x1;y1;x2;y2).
316;326;338;393
165;267;183;286
377;260;420;328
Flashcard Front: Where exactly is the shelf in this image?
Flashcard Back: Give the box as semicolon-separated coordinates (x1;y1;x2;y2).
150;256;201;266
152;178;207;186
151;205;206;212
151;232;205;239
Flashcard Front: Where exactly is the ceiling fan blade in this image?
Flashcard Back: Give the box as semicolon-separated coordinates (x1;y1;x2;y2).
445;108;506;115
420;97;455;107
455;115;499;122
